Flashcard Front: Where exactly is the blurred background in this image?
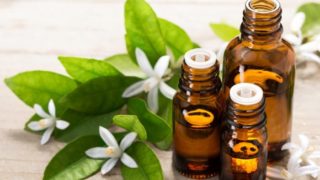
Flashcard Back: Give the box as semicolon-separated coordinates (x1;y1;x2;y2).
0;0;319;179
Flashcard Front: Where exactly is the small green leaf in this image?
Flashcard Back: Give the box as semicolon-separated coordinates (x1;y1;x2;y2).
297;3;320;36
127;98;170;143
210;23;240;41
125;0;166;66
104;54;145;78
113;115;147;140
43;136;104;180
54;110;118;142
159;18;194;60
5;71;77;109
61;76;139;114
59;56;121;83
121;142;163;180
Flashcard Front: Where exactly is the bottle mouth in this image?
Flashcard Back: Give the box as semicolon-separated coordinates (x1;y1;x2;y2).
184;48;217;69
246;0;280;14
230;83;263;106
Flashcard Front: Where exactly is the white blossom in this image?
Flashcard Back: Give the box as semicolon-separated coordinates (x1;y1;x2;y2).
122;48;176;112
86;127;138;175
27;99;70;145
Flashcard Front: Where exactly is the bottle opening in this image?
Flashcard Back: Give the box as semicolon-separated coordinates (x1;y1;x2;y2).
230;83;263;106
184;48;217;69
246;0;280;13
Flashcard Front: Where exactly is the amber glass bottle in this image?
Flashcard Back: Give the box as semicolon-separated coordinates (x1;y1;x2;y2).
221;83;267;180
222;0;295;161
172;49;223;179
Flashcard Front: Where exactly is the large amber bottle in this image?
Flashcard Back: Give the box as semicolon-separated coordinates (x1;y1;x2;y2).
173;49;223;179
222;0;295;161
221;83;267;180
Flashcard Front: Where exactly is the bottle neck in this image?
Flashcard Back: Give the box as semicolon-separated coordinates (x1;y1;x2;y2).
178;61;221;96
241;0;283;47
225;98;266;129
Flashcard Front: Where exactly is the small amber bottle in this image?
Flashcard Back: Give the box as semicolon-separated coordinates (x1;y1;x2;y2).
221;83;267;180
222;0;295;161
172;48;223;179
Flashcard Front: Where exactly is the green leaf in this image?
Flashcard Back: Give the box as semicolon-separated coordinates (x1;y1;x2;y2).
61;76;139;114
5;71;77;109
125;0;166;66
54;110;117;142
210;23;240;41
43;136;104;180
113;115;147;140
159;18;194;60
297;3;320;36
104;54;145;78
59;56;121;83
121;142;163;180
127;98;170;143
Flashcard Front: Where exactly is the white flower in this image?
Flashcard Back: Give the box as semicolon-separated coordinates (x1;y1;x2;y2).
122;48;176;112
27;99;70;145
85;127;138;175
284;12;320;65
282;134;320;178
267;164;319;180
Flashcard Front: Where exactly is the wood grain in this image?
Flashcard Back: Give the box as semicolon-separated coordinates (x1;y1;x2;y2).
0;0;319;179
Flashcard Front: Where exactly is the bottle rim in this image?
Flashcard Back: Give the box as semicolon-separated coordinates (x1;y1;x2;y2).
246;0;280;14
184;48;217;69
230;83;263;106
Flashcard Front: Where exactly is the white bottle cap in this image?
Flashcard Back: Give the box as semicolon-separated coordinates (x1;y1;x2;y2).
184;48;217;69
230;83;263;105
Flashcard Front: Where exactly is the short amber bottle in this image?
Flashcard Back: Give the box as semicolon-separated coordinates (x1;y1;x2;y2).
172;49;223;179
222;0;295;161
221;83;267;180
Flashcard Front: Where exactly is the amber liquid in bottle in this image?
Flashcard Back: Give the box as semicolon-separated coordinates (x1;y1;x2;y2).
222;0;295;162
221;83;268;180
172;49;223;179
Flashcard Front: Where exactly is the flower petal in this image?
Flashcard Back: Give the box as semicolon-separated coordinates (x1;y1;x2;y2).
298;40;320;52
287;149;303;171
298;134;310;151
122;80;145;98
48;99;56;117
99;126;118;147
159;81;176;99
147;86;159;113
86;147;108;159
101;158;118;175
56;120;70;130
28;120;48;131
284;34;302;46
34;104;50;119
291;12;305;33
309;151;320;159
266;166;286;180
298;52;320;64
135;48;155;77
296;164;320;177
120;132;137;151
40;126;55;145
281;142;299;151
154;55;170;78
121;153;138;168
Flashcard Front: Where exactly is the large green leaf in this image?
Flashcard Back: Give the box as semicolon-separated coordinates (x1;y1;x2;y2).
298;3;320;36
43;136;104;180
121;142;163;180
104;54;145;78
210;23;240;41
5;71;77;110
54;110;117;142
61;76;138;114
58;56;121;83
125;0;166;66
159;18;194;60
113;115;147;141
127;98;170;143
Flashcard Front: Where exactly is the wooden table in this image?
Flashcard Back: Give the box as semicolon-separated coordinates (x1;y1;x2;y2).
0;0;319;179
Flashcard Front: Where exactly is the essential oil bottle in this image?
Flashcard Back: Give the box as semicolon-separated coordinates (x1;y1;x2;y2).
172;48;223;179
222;0;295;161
221;83;267;180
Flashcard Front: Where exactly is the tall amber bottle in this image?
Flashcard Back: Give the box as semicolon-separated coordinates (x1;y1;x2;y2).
173;49;223;179
221;83;267;180
222;0;295;161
